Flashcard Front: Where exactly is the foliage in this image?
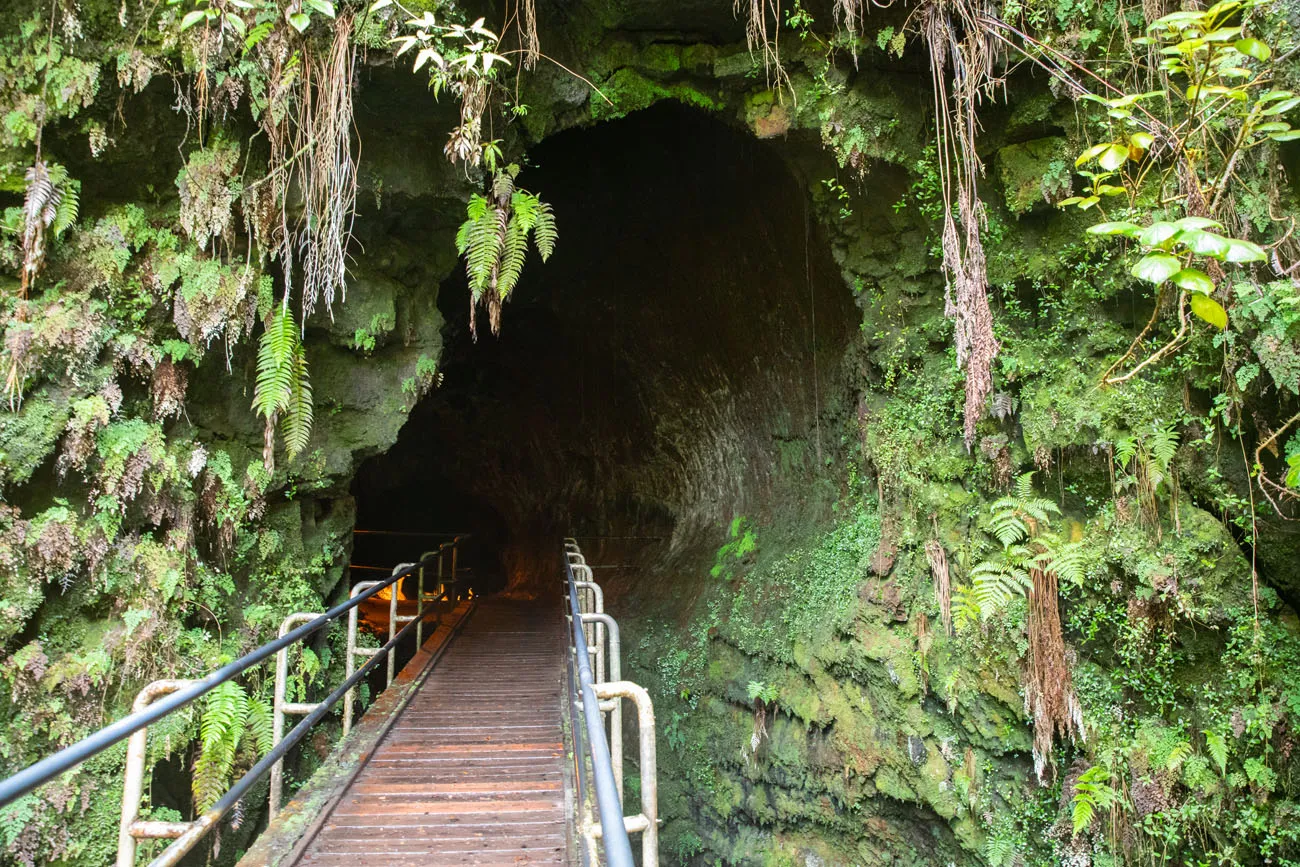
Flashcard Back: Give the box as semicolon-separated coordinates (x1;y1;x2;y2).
192;681;272;813
253;304;313;468
710;516;758;580
455;164;556;337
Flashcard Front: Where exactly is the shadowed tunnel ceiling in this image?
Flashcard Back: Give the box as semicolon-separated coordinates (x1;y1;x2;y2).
351;104;858;594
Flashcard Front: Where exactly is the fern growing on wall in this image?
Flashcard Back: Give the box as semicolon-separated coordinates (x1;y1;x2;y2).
956;472;1088;781
455;163;556;338
192;682;273;813
252;303;313;471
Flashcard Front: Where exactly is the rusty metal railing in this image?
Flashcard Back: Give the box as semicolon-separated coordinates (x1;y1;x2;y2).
563;540;658;867
0;537;466;867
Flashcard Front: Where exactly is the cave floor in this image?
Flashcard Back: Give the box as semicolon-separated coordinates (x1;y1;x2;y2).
297;599;572;866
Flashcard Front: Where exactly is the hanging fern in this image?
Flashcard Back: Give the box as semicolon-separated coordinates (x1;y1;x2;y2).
193;682;250;813
455;163;557;338
19;161;79;296
252;304;313;470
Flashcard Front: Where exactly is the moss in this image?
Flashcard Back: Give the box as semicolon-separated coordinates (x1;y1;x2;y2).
997;136;1072;215
590;68;721;122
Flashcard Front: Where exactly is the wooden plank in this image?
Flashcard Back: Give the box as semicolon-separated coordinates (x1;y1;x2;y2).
278;599;573;867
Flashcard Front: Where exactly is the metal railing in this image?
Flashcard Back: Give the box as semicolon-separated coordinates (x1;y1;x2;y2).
0;537;465;867
563;539;658;867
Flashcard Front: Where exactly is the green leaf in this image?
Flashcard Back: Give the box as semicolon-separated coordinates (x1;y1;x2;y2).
1178;228;1232;258
287;11;311;31
1075;143;1110;168
1087;221;1144;237
181;9;206;29
1234;37;1271;60
1270;130;1300;141
1132;252;1182;284
1098;143;1130;171
1223;238;1267;263
1171;268;1215;294
1140;221;1179;248
1262;97;1300;116
224;13;246;37
1130;132;1155;150
1190;293;1228;329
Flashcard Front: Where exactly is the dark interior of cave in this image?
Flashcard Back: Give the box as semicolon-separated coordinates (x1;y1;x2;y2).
349;102;856;604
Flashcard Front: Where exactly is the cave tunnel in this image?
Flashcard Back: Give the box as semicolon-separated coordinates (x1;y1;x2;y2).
350;102;859;604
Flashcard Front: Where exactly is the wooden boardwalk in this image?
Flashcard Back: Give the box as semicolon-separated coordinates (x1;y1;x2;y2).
294;599;571;866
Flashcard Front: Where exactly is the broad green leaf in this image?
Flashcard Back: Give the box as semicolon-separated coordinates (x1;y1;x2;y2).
1171;268;1215;294
1132;252;1182;284
1254;122;1292;134
1076;143;1110;167
1151;10;1204;28
1262;97;1300;116
181;9;206;29
1270;130;1300;141
369;0;393;9
224;13;246;36
1234;37;1271;60
1190;293;1228;329
1099;143;1130;171
1077;196;1101;210
1178;228;1231;258
1131;132;1155;150
1087;221;1144;237
1259;90;1296;103
1140;221;1179;247
287;11;310;30
1206;0;1242;19
1097;185;1128;196
1223;238;1267;262
1204;26;1242;41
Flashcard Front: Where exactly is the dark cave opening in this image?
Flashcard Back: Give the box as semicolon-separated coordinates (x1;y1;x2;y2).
351;102;857;600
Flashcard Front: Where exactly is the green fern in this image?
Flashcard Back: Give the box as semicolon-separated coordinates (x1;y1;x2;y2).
454;164;557;336
246;697;274;756
193;681;249;812
1204;729;1228;775
1071;765;1121;837
252;304;313;465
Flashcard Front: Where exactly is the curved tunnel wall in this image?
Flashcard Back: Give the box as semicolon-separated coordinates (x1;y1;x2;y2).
352;104;861;594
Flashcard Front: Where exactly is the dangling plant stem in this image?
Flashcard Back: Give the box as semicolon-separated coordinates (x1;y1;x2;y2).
915;0;1002;450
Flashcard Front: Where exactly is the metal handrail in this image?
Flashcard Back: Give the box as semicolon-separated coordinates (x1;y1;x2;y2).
564;542;636;867
0;537;466;865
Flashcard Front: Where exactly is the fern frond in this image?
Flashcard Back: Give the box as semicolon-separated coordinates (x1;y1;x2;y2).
253;306;298;420
952;585;982;631
193;682;249;811
1014;472;1037;502
280;344;313;460
1039;540;1087;585
1204;730;1227;774
533;201;556;261
464;205;501;295
1071;791;1096;836
1151;425;1179;470
51;179;79;237
246;697;274;756
456;195;490;254
987;500;1028;547
491;169;515;201
497;213;530;299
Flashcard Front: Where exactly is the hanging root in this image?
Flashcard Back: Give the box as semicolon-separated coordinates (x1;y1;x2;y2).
296;13;359;321
917;0;1002;449
925;537;953;635
735;0;791;97
1026;566;1085;783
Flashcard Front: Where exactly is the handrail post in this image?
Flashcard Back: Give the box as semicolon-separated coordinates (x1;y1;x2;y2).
594;681;658;867
117;680;196;867
387;563;416;686
344;580;381;737
270;612;323;820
